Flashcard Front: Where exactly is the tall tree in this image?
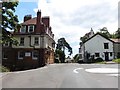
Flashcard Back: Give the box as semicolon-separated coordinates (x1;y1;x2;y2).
115;28;120;38
1;1;19;45
55;38;72;63
98;27;111;38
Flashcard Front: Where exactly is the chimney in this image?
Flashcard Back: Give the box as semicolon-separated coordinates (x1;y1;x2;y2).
42;17;50;27
35;10;41;33
24;15;32;22
37;10;41;25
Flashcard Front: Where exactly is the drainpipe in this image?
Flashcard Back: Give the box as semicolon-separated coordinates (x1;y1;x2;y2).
28;36;34;48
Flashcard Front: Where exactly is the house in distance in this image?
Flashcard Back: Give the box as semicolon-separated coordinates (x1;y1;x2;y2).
79;30;120;63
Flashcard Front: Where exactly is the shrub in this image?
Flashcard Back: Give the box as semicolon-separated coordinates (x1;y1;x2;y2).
112;58;120;64
95;58;103;62
0;66;10;72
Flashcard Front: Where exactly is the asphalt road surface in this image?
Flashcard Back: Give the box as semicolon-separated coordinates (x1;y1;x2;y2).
1;63;119;88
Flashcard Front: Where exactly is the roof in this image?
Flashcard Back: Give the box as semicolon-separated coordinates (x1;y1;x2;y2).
110;39;120;43
22;17;37;25
83;33;114;44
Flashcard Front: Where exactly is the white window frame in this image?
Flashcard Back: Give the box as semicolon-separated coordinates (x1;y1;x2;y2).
28;25;34;33
20;26;26;33
34;37;39;45
18;51;24;59
19;37;24;46
32;51;38;60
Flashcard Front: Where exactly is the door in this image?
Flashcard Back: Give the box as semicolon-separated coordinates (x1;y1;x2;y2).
104;52;109;61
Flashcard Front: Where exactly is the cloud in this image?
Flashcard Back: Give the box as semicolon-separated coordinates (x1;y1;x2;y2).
34;0;119;56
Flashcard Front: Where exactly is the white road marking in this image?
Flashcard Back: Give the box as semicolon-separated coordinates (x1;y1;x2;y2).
85;68;119;74
106;74;119;77
73;68;83;73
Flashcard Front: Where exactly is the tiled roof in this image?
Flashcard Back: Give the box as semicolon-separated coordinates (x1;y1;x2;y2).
22;17;37;25
110;39;120;43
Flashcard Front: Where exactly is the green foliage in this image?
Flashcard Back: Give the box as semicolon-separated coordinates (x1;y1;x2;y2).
96;61;107;64
2;1;20;45
56;38;72;55
80;36;88;43
73;54;80;62
112;58;120;64
55;49;65;63
117;53;120;58
0;65;10;72
55;37;72;63
98;27;111;38
115;28;120;39
94;58;103;62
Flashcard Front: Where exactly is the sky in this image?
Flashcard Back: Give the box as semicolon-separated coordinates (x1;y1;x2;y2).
15;0;119;57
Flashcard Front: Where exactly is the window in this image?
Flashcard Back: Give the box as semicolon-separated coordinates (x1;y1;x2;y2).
18;51;24;59
28;25;34;32
110;52;112;56
32;51;38;60
3;42;9;47
20;26;26;33
95;53;100;57
104;43;109;49
3;52;8;59
19;37;24;46
34;37;39;45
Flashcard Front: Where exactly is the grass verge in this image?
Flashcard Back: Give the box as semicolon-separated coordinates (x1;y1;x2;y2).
96;61;107;64
112;58;120;64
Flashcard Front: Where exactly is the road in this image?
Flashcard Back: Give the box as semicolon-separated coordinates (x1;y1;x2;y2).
1;63;119;88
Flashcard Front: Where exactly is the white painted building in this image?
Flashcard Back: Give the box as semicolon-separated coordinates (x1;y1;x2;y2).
80;33;114;62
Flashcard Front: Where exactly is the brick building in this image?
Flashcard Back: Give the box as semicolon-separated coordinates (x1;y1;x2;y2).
2;10;55;71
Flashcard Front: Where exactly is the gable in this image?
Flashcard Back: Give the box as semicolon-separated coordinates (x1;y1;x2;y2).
83;33;114;44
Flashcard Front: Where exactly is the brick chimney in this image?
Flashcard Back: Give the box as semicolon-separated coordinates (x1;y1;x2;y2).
42;17;50;27
24;15;32;22
35;10;41;33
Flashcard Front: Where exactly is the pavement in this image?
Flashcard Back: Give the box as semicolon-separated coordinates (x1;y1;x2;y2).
105;61;117;64
1;63;119;88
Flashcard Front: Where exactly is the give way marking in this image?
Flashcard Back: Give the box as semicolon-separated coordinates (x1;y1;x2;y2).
73;68;83;73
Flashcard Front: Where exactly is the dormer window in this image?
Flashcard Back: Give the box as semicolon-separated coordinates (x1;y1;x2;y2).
28;25;34;33
20;26;26;33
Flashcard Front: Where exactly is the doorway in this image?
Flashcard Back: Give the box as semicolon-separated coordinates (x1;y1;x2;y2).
104;52;109;61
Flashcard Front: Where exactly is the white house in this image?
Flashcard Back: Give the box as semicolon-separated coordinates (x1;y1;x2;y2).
79;33;114;62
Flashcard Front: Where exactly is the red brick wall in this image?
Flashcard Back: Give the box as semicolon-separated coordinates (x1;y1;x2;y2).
2;48;49;71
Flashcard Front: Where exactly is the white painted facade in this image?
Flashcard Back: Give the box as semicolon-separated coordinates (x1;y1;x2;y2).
80;34;114;61
13;35;55;50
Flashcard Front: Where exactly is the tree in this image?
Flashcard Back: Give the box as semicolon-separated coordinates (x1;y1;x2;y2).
80;28;94;43
80;35;88;43
98;27;111;38
73;54;80;63
1;1;19;45
55;38;73;63
115;28;120;38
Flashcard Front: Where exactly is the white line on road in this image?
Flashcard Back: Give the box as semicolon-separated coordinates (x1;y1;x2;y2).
106;74;119;77
85;68;119;74
73;68;83;73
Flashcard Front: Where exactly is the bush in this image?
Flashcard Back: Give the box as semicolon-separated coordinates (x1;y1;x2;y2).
0;66;10;72
117;53;120;58
95;58;103;62
112;58;120;64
